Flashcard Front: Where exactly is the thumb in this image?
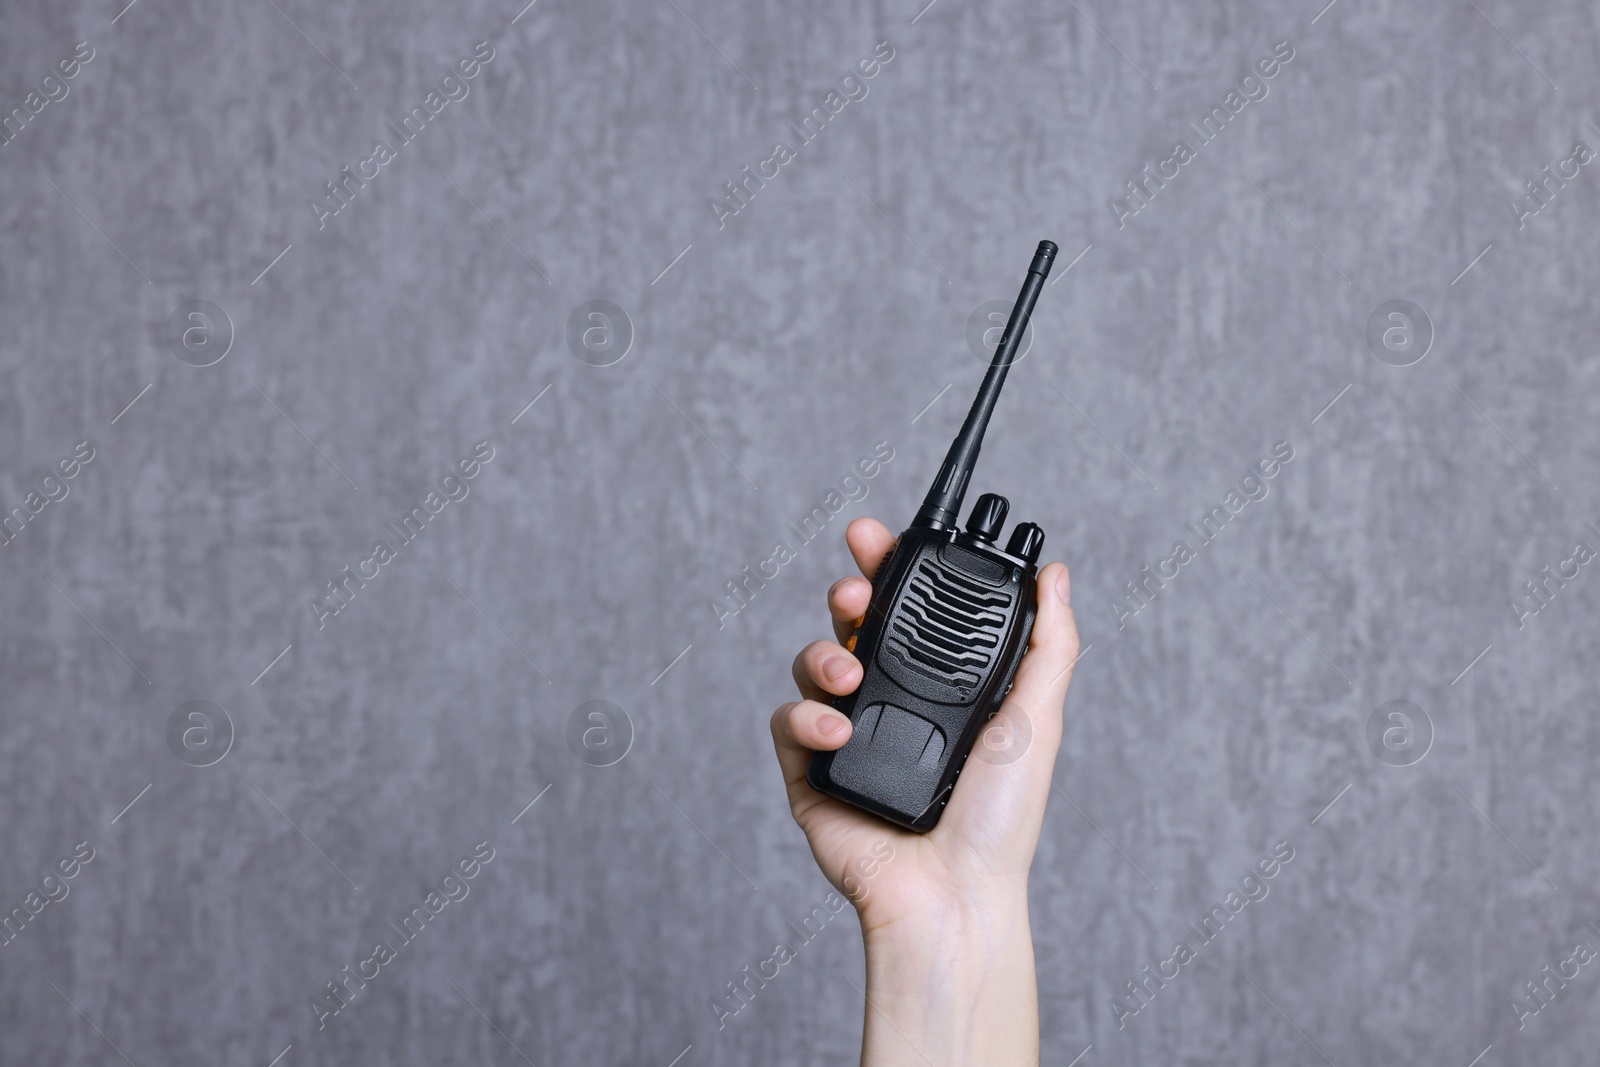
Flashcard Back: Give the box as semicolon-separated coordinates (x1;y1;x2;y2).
949;561;1081;829
1002;561;1081;761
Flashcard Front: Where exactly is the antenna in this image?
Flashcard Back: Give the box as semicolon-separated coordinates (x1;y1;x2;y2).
913;240;1057;530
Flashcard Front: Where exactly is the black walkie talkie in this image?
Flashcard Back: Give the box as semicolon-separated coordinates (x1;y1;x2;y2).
808;240;1057;832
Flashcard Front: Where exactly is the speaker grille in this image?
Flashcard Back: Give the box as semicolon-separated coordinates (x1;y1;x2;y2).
884;558;1012;689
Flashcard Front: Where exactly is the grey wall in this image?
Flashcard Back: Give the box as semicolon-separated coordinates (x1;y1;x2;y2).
3;0;1598;1063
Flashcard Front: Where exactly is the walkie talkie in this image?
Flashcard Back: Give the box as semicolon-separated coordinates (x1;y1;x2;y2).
808;240;1057;832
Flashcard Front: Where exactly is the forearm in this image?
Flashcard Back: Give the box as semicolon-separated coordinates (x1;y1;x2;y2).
859;887;1039;1067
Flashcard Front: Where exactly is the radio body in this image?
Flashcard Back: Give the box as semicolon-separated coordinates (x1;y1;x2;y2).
807;510;1040;829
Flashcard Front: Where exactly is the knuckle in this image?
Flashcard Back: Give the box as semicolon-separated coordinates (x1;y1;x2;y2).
770;701;798;735
1063;616;1082;656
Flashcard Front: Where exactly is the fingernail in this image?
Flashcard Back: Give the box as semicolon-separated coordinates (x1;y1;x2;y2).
822;655;853;682
817;714;845;737
1055;568;1072;605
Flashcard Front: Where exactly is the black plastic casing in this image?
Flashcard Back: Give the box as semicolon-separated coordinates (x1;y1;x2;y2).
806;523;1037;831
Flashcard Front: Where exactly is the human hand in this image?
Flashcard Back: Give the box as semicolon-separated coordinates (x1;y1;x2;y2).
771;515;1080;930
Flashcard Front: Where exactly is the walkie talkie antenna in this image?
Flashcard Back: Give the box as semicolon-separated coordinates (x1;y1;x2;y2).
913;240;1057;530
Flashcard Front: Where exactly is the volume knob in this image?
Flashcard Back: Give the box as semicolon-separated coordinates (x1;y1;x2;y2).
966;493;1009;542
1005;522;1044;565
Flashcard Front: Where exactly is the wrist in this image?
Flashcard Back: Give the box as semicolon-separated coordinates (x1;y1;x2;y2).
858;884;1038;1067
861;877;1031;956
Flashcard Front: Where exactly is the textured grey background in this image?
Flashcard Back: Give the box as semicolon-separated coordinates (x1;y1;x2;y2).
3;0;1598;1063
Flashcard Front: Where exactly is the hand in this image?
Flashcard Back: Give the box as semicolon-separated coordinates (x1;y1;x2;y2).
769;516;1081;1066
